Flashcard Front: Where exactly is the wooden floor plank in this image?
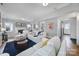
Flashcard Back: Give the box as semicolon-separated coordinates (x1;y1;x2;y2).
65;35;79;56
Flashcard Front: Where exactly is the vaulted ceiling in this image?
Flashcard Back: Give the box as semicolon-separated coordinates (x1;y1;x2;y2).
0;3;79;22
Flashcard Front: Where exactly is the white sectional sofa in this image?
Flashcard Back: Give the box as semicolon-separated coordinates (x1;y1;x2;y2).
0;53;9;56
17;38;48;56
27;32;46;43
57;39;66;56
17;36;66;56
0;36;66;56
32;44;56;56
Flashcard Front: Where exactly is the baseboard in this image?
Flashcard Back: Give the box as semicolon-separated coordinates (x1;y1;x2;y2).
71;38;76;40
64;34;71;35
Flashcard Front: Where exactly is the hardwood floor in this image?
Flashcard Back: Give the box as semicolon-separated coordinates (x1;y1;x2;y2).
65;35;79;56
67;45;79;56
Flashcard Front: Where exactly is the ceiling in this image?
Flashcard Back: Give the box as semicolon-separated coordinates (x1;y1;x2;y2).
0;3;79;22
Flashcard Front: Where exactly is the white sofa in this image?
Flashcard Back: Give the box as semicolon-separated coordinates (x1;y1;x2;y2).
32;44;56;56
17;38;48;56
17;36;66;56
57;39;66;56
32;36;60;56
47;36;61;55
27;32;46;43
0;53;9;56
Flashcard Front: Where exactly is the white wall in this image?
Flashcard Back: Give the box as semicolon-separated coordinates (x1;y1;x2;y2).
70;18;76;39
60;17;76;39
77;19;79;45
77;14;79;45
2;17;58;39
40;19;58;38
57;19;62;38
2;18;30;39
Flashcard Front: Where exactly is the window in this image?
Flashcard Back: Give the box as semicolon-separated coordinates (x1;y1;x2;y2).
64;24;70;30
64;23;70;34
5;22;13;32
34;24;39;30
26;24;32;31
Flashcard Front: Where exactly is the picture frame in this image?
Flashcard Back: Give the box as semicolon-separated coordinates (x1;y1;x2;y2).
16;22;26;27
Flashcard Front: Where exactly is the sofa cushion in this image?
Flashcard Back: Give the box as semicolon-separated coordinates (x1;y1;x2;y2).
32;38;48;48
47;36;61;54
32;44;56;56
0;53;9;56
